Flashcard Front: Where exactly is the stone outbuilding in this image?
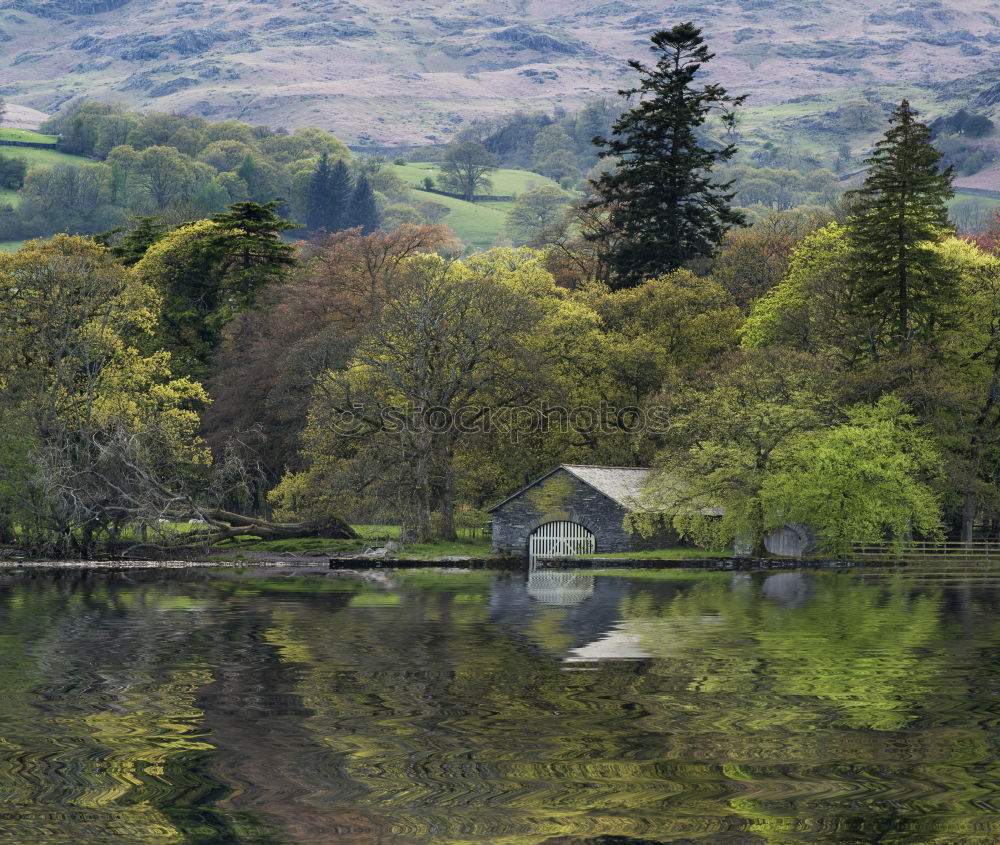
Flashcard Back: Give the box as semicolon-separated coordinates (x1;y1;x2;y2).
487;464;658;559
488;463;815;560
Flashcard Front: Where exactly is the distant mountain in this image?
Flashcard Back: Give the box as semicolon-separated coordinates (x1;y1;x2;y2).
1;0;999;146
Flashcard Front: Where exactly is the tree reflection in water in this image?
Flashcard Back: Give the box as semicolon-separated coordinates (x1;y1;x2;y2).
0;566;999;844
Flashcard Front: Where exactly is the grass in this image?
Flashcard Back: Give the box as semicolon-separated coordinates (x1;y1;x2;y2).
391;162;569;250
221;523;495;559
582;547;729;560
406;189;509;251
6;146;89;169
0;240;24;253
392;162;561;196
0;128;58;145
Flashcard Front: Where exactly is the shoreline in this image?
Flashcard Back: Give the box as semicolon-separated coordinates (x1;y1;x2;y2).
1;553;995;573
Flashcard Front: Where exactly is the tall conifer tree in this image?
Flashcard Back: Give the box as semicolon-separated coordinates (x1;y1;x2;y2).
328;159;353;233
846;100;955;348
348;174;380;233
588;23;745;288
306;152;332;234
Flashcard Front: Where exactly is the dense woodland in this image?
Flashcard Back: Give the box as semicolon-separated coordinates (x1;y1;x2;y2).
2;25;1000;557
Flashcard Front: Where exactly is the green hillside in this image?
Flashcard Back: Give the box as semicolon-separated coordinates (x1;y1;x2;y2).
0;133;92;209
2;145;89;170
409;189;509;251
0;128;58;145
393;162;561;196
392;163;567;250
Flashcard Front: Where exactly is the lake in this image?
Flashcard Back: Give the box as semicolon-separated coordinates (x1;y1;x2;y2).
1;564;999;844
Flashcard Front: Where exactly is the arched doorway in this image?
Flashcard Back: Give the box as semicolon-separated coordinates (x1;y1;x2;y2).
529;520;595;562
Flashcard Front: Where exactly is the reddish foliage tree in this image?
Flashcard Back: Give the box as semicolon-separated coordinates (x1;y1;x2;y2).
967;211;1000;254
201;224;458;506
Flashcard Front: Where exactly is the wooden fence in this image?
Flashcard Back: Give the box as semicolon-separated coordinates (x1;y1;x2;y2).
851;541;1000;562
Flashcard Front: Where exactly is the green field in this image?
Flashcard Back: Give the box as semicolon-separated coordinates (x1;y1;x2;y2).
392;163;567;250
393;162;561;196
949;191;1000;232
0;128;58;145
410;191;509;250
2;145;89;169
0;240;24;253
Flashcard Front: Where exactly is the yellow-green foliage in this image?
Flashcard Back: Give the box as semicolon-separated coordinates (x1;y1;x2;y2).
741;222;852;351
0;235;210;546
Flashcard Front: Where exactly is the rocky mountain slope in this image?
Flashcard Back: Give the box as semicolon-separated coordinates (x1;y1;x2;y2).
1;0;999;145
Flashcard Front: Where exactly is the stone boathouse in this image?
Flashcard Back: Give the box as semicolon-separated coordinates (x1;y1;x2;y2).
488;463;814;559
487;464;656;558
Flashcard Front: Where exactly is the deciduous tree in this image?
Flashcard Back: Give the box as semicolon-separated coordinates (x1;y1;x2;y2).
762;397;943;554
439;141;498;202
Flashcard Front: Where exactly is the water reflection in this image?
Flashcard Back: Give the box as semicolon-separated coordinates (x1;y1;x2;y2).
2;566;1000;843
526;568;596;605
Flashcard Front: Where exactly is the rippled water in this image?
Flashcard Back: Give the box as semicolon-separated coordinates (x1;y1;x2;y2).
2;565;1000;844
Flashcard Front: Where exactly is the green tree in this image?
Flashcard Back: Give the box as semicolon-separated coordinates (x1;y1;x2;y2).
588;23;746;288
0;152;27;190
711;208;831;311
0;236;208;555
305;152;333;234
201;201;298;318
273;250;561;541
439;141;498;202
633;349;832;554
328;159;353;231
133;203;297;376
505;185;571;244
762;396;943;554
93;216;170;266
347;174;379;233
846;100;955;349
135;146;198;209
236;153;262;201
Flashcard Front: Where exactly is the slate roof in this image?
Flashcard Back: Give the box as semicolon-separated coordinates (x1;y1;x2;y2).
561;465;651;508
486;464;652;513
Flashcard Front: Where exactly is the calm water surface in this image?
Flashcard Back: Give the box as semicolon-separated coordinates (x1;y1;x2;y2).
2;565;1000;844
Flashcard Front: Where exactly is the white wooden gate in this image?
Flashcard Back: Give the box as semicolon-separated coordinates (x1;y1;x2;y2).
529;520;595;561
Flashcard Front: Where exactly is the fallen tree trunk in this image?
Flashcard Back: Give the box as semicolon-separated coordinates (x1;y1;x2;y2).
183;509;359;547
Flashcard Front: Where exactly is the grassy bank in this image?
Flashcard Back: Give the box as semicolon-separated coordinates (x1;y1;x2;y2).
220;523;494;560
583;548;730;560
0;128;58;145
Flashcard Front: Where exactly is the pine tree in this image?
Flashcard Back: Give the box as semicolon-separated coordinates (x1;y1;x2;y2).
236;154;261;201
306;152;332;234
205;201;299;313
328;159;353;233
846;100;955;348
588;23;746;288
347;174;380;233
